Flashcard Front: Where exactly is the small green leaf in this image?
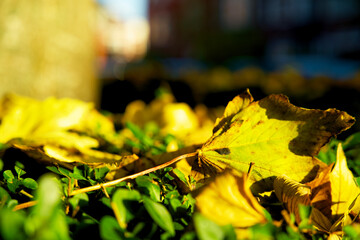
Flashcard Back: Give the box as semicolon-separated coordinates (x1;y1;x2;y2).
111;189;141;228
69;166;87;180
169;198;186;216
94;167;110;180
68;193;89;210
99;216;123;240
14;166;26;178
126;122;154;149
194;213;224;240
344;132;360;150
22;178;38;190
7;199;19;210
136;176;161;202
143;196;175;236
7;178;20;193
172;169;188;185
46;166;72;178
3;170;15;181
15;161;25;170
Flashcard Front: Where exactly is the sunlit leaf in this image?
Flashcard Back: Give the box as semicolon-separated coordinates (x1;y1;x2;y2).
122;93;214;146
330;143;360;217
277;143;360;237
3;170;14;181
0;94;137;176
195;169;267;238
195;90;354;192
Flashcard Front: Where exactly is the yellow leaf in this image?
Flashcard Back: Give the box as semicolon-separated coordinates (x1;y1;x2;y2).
0;94;136;174
212;89;253;134
327;233;342;240
274;175;311;223
161;103;199;138
195;169;267;238
122;93;214;145
196;90;354;193
330;143;360;217
0;94;105;147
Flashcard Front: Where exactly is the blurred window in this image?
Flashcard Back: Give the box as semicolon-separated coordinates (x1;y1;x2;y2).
220;0;250;30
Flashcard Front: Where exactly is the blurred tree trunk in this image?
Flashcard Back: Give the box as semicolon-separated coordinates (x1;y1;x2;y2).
0;0;99;103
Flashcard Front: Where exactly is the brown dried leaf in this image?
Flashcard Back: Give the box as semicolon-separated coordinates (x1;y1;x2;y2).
274;175;311;223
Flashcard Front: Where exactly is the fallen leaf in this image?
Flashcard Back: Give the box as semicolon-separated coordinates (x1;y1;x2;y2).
274;175;311;223
195;89;354;192
330;143;360;218
195;169;267;239
275;144;360;237
122;93;214;146
306;164;333;219
0;94;137;174
306;144;360;221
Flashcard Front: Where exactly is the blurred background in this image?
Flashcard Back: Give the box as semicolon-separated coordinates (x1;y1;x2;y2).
1;0;360;134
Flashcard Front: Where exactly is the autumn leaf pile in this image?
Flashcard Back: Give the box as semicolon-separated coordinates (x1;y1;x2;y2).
1;89;360;240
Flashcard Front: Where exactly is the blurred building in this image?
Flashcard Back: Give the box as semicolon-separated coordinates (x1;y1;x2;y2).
148;0;360;65
97;3;149;62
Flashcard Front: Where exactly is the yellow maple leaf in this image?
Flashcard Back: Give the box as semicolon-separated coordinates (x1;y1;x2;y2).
195;169;267;239
194;89;354;193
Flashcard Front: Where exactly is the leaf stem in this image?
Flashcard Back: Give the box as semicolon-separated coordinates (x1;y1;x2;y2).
70;152;198;196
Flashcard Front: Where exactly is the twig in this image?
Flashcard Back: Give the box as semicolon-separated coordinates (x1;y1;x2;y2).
13;200;38;211
101;184;110;198
70;152;198;196
19;190;34;199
